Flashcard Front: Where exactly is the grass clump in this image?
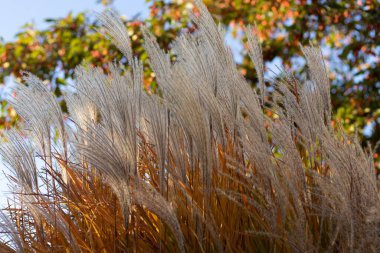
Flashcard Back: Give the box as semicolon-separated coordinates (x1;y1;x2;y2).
0;1;379;252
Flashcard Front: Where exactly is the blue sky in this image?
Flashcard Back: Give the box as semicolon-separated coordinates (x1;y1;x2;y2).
0;0;149;41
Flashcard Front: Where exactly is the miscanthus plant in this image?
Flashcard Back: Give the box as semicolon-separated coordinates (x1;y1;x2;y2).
0;1;379;252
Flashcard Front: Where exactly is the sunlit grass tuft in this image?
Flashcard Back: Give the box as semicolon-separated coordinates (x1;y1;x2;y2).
0;1;379;252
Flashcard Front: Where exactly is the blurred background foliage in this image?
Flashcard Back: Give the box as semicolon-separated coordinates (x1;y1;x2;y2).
0;0;379;153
